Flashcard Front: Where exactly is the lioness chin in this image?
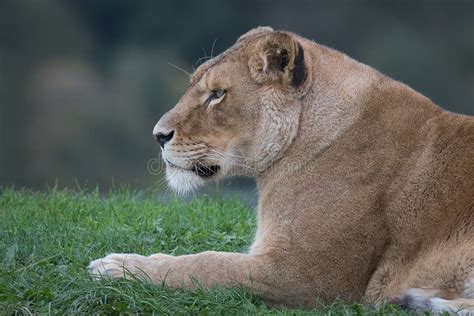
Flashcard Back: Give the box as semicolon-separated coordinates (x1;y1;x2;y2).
89;27;474;313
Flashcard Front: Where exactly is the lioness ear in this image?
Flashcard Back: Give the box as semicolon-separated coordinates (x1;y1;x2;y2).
248;32;306;87
237;26;274;43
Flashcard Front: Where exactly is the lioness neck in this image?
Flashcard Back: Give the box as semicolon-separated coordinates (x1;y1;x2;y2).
253;40;444;258
257;39;442;190
250;40;453;299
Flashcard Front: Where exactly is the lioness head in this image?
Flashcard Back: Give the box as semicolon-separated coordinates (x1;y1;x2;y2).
153;27;311;193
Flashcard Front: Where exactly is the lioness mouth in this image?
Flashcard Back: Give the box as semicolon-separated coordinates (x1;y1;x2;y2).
192;164;220;178
165;158;220;178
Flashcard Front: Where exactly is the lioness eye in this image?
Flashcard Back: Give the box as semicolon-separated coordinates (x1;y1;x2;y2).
212;89;225;99
206;89;226;106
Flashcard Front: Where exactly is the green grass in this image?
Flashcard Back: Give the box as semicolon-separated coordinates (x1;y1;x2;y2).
0;188;407;315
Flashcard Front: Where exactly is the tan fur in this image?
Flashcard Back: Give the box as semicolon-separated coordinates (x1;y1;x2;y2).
89;28;474;312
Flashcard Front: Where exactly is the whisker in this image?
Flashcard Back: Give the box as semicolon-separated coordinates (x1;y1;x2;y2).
208;148;248;163
207;149;254;172
170;148;207;155
177;153;207;160
210;37;217;58
175;142;208;148
167;62;192;77
195;56;211;67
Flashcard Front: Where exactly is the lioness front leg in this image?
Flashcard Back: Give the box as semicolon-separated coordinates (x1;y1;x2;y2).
88;251;274;295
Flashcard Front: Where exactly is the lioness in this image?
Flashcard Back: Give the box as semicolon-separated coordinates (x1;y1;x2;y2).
89;27;474;313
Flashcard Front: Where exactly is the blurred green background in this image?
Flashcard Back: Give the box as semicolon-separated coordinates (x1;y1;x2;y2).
1;0;473;190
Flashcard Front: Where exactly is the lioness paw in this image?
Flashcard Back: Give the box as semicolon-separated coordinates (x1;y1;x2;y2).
88;253;150;280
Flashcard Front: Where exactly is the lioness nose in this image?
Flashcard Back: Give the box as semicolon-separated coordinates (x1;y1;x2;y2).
154;130;175;148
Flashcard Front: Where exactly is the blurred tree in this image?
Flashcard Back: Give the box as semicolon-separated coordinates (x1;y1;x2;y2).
0;0;90;187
